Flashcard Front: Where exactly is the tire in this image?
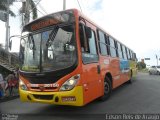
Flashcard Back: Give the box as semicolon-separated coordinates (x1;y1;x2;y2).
157;71;160;75
149;71;152;75
99;76;112;101
128;70;133;84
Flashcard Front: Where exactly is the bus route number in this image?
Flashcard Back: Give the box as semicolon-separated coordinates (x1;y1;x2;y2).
44;84;59;87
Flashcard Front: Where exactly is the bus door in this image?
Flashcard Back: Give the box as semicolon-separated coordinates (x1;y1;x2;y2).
79;23;102;103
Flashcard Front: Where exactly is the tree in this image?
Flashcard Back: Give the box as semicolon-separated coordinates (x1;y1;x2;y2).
0;0;16;17
0;0;38;25
137;62;146;70
19;0;38;26
0;0;38;51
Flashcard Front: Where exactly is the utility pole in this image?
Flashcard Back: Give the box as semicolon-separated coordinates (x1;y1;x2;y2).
63;0;66;10
5;0;10;51
156;54;158;66
24;0;30;25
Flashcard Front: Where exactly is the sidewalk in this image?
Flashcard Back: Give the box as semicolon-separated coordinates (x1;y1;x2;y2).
0;87;19;103
0;95;19;103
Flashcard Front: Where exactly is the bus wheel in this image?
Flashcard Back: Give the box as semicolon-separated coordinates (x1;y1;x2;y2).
99;76;112;101
128;70;133;84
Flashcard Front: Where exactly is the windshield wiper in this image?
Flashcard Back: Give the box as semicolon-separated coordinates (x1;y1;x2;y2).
46;25;59;47
28;33;36;50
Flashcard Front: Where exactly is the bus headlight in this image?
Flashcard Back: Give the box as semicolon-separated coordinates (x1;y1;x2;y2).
19;79;28;91
59;74;80;91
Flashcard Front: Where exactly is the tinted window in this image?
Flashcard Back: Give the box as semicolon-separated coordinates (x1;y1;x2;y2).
109;37;115;47
125;47;128;59
127;48;131;59
98;30;108;55
132;52;137;61
109;37;117;57
117;42;123;59
130;50;133;59
89;30;97;54
122;45;127;59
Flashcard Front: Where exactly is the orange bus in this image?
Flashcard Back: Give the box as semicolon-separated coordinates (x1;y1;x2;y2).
19;9;137;106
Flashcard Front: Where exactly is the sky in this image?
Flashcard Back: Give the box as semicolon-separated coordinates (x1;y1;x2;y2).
0;0;160;66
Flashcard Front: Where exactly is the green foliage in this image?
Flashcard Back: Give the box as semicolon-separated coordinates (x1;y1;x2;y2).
0;0;16;17
137;62;146;70
19;0;38;26
29;0;37;20
0;0;38;22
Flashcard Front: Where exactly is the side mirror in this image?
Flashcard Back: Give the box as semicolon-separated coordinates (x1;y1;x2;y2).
85;26;92;39
65;44;75;51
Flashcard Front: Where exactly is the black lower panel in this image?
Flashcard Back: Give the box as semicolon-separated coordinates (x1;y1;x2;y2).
19;63;77;84
33;94;54;100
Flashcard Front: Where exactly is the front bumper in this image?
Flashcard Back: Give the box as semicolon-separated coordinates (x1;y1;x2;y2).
19;86;84;106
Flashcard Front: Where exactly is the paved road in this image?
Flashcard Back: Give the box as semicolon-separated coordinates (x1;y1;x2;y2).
0;72;160;120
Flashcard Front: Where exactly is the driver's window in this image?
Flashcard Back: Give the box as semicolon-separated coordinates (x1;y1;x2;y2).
79;24;98;64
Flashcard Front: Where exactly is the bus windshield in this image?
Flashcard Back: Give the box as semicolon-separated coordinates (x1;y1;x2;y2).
19;24;77;72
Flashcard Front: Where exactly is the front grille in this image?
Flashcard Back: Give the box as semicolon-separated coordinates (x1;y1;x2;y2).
33;94;54;100
31;87;39;89
31;86;58;91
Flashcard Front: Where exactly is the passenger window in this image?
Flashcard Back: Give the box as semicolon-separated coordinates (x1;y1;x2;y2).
122;45;127;59
88;31;97;54
105;35;110;55
98;30;108;55
132;52;137;61
130;50;133;60
125;47;128;59
117;42;123;59
127;48;131;60
109;37;117;57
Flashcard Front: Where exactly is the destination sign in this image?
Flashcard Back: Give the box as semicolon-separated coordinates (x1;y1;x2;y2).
31;18;60;31
23;10;75;32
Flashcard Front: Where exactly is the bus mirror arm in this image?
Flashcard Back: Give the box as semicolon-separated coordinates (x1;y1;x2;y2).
9;35;21;50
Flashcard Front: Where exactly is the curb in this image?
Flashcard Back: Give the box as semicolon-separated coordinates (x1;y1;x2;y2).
0;95;19;103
